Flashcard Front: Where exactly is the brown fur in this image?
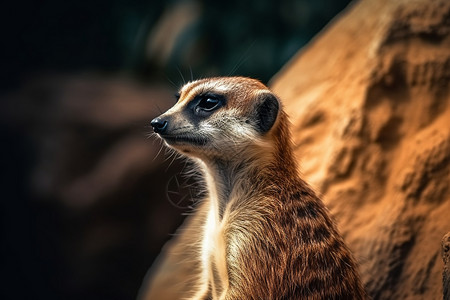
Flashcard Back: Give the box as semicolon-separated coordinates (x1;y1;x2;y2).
152;77;367;299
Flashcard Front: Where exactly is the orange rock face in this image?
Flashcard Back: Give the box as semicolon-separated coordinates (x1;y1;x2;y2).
141;0;450;298
271;0;450;298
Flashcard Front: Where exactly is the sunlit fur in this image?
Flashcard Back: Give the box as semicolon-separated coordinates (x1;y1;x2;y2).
153;77;366;299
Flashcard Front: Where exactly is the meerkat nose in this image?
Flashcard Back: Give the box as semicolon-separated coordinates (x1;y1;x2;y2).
151;117;168;134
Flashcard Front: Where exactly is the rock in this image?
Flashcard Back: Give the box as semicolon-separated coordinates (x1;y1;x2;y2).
142;0;450;299
443;232;450;300
271;0;450;298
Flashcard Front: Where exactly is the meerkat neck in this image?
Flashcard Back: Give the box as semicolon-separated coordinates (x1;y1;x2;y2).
200;159;236;221
199;112;298;221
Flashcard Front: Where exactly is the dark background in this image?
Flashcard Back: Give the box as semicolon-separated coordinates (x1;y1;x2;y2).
1;0;352;299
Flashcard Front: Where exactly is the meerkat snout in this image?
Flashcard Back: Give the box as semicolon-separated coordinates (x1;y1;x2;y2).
150;117;168;134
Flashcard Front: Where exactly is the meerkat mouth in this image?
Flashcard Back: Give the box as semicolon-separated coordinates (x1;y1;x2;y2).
160;134;208;146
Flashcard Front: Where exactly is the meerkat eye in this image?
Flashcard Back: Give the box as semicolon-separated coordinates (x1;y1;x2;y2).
190;93;225;116
196;96;220;111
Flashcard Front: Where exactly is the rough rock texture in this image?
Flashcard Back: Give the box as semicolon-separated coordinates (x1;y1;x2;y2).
271;0;450;298
443;232;450;300
142;0;450;299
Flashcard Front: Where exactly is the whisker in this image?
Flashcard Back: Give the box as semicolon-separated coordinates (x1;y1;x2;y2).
166;75;178;89
176;66;186;85
155;103;163;114
228;40;255;76
152;141;165;163
189;65;194;82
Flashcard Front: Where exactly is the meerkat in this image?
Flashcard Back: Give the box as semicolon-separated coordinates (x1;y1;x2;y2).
150;77;366;299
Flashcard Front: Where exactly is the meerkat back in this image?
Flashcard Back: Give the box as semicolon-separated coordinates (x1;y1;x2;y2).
142;77;367;300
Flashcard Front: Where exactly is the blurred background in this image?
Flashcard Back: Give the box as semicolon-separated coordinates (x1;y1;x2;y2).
1;0;352;299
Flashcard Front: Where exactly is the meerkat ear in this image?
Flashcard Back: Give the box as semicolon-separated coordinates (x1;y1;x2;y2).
254;92;280;133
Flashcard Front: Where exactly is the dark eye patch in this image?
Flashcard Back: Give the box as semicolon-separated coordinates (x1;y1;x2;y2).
190;93;226;117
197;96;220;111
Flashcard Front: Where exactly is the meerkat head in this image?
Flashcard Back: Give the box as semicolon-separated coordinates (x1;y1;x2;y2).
151;77;280;160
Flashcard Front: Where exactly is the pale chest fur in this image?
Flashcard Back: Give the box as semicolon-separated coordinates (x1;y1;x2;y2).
196;163;258;300
200;202;230;299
